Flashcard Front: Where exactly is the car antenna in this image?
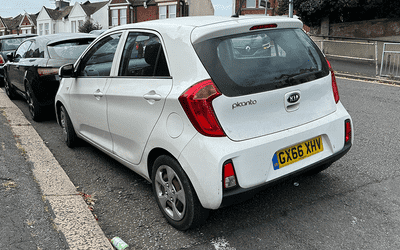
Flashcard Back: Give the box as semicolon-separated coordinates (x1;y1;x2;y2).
232;0;246;18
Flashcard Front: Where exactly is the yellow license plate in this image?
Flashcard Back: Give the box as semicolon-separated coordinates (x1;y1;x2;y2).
272;136;324;170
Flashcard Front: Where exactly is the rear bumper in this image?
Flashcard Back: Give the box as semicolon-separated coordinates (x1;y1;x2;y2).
220;141;352;208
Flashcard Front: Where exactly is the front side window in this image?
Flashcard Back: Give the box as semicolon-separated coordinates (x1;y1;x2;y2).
194;28;329;97
119;32;169;77
14;40;32;59
78;33;122;77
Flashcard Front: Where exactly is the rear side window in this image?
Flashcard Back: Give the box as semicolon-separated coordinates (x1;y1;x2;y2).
118;32;169;77
194;28;329;97
48;38;94;59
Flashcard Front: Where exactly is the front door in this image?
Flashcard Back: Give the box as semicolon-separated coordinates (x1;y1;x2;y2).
68;32;123;151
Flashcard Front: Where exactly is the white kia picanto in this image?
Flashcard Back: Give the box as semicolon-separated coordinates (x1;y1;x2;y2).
55;16;353;230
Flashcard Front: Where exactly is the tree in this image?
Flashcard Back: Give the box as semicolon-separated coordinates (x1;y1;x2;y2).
277;0;400;27
78;19;102;33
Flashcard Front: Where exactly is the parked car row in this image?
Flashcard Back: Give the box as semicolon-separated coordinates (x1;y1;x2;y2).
3;16;353;231
3;33;96;121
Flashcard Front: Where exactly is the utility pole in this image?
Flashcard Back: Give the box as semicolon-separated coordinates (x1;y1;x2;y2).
289;0;293;18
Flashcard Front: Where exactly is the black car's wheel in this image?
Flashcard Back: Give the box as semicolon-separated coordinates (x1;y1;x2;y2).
60;105;77;148
152;155;209;230
25;83;43;121
4;78;17;100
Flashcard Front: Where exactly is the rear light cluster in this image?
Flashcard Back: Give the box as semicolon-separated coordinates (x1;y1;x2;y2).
345;119;352;144
38;68;59;76
223;162;237;189
326;59;340;103
0;55;5;65
179;79;225;137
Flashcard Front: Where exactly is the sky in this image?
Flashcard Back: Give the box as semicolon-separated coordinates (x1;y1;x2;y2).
0;0;233;18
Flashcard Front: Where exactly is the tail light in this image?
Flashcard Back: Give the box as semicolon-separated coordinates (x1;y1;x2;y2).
223;162;237;189
0;55;4;65
179;79;225;137
326;59;340;103
345;119;352;144
38;68;59;76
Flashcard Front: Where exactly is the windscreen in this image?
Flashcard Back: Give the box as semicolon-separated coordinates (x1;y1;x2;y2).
2;38;24;51
193;28;329;97
48;38;94;59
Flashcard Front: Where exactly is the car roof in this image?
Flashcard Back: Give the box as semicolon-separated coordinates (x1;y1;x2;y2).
104;15;303;43
0;34;37;40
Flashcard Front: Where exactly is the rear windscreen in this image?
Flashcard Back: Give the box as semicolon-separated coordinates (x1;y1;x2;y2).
48;38;94;59
193;28;329;97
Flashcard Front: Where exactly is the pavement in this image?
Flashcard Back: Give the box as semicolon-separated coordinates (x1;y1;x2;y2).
0;88;113;250
0;57;397;250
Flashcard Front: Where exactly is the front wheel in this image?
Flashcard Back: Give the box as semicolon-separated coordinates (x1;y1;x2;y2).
151;155;209;230
60;105;77;148
4;78;17;100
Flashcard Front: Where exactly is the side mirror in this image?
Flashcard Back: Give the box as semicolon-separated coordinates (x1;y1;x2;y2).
6;52;14;61
59;63;75;78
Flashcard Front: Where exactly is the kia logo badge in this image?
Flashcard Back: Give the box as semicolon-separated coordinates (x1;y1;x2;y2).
287;93;300;103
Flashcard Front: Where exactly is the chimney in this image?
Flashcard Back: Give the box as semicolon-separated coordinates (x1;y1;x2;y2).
55;0;70;10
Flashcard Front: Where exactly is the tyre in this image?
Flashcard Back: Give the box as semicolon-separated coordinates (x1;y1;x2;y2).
26;83;43;121
60;105;78;148
4;78;17;100
151;155;209;230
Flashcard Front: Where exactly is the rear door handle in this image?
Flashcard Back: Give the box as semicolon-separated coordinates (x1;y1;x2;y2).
144;91;162;102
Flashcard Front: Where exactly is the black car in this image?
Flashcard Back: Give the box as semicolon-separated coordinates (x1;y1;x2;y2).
0;34;37;86
4;33;96;121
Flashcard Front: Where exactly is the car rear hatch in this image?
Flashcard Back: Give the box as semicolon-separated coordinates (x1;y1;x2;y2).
192;18;336;141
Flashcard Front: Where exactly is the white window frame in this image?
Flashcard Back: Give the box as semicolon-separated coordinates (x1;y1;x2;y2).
45;23;49;35
168;5;176;18
112;9;119;26
39;24;43;35
159;6;167;19
71;21;76;33
53;23;56;34
120;9;127;25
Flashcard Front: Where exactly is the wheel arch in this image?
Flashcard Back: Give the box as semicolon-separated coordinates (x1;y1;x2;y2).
147;147;174;180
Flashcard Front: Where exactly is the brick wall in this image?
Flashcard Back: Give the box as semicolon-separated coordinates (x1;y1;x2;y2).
311;18;400;38
136;6;158;23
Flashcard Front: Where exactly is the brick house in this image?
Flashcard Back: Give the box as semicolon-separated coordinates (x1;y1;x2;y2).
0;14;37;35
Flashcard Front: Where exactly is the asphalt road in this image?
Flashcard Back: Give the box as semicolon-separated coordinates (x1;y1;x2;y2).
6;77;400;249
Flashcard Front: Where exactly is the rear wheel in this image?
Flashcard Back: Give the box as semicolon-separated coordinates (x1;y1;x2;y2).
4;78;17;100
151;155;209;230
60;105;77;148
26;83;43;121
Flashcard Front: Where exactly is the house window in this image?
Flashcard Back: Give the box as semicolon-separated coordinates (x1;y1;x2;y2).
39;24;43;35
159;6;167;19
112;9;119;26
159;5;176;19
53;24;56;34
168;5;176;18
45;23;49;35
120;10;127;25
247;0;256;8
78;20;84;29
72;21;76;33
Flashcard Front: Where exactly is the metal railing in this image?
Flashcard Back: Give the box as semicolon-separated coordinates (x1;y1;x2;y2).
380;43;400;78
313;38;379;76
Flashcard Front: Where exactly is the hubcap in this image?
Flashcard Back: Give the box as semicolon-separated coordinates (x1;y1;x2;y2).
154;165;186;221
